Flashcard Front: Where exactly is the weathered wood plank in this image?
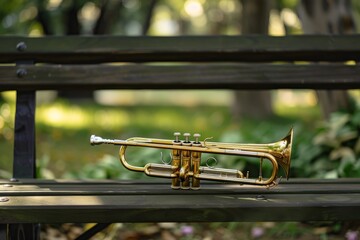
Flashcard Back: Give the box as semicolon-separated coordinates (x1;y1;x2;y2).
1;193;359;223
0;35;359;63
1;179;360;195
2;178;359;185
0;179;360;223
0;63;359;91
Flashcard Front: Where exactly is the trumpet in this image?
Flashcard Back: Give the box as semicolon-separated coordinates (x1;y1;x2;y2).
90;128;293;189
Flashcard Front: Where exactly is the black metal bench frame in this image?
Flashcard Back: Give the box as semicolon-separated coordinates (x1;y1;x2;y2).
1;35;360;239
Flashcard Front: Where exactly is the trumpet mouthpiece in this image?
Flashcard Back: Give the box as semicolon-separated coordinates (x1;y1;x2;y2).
90;135;104;145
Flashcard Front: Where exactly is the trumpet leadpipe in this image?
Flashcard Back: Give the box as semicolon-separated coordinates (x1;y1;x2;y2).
91;135;275;157
90;135;126;146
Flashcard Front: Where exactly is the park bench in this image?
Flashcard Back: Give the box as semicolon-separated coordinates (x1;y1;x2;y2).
1;35;360;239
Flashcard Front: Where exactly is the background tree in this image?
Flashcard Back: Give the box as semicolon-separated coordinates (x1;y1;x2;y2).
297;0;357;119
232;0;273;120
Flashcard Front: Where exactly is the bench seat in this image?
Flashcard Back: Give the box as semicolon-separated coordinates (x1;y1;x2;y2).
1;178;359;223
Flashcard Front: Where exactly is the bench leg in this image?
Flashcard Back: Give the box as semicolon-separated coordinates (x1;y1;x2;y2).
75;223;111;240
13;90;36;178
0;224;7;240
11;63;38;240
8;224;39;240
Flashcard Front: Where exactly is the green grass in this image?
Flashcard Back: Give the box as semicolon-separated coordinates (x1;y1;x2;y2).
0;98;317;178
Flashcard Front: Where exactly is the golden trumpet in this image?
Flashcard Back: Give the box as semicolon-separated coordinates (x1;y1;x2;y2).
90;128;293;190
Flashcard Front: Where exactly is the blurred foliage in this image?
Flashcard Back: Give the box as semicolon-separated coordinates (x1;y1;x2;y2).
27;96;360;181
293;100;360;178
3;92;360;180
0;0;307;36
7;0;360;37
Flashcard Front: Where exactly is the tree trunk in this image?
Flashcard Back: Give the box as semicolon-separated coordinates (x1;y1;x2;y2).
142;0;157;35
232;0;273;120
297;0;356;119
93;0;124;35
57;1;92;99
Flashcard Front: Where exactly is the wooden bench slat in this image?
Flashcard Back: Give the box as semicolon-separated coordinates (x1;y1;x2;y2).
1;194;360;223
2;178;359;185
1;63;359;91
1;179;360;195
1;35;360;63
1;179;360;223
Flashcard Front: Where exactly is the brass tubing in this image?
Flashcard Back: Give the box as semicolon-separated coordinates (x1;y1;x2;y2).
259;157;263;182
197;152;278;185
120;145;177;178
180;151;191;189
202;128;293;179
171;143;182;189
191;150;201;190
112;139;280;184
199;166;244;179
171;132;182;189
93;135;289;158
91;128;292;188
118;143;279;186
119;145;145;172
144;163;178;178
180;134;192;189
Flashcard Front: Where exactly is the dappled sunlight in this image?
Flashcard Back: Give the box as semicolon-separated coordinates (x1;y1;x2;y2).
150;5;179;35
269;10;286;36
3;90;323;134
37;103;132;131
275;90;317;108
281;8;302;30
0;103;13;141
273;90;320;120
350;90;360;105
184;0;204;17
37;104;90;129
19;6;38;23
94;110;130;130
47;0;63;10
95;90;232;106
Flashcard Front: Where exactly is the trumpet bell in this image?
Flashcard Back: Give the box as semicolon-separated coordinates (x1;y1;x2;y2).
203;128;293;179
272;128;293;180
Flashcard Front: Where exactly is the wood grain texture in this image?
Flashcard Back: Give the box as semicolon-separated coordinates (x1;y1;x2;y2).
0;35;359;63
0;179;359;223
0;63;359;91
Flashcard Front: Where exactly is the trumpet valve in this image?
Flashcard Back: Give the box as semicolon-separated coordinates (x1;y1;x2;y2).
193;133;201;144
179;167;186;180
171;132;182;190
174;132;181;143
183;133;191;143
180;133;191;189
